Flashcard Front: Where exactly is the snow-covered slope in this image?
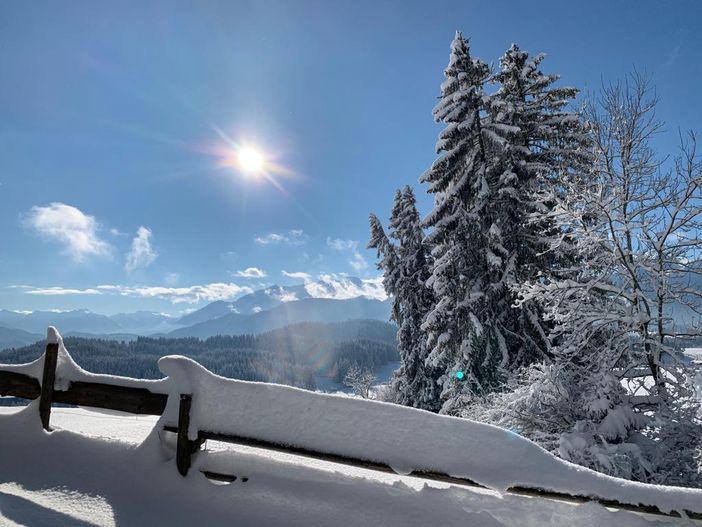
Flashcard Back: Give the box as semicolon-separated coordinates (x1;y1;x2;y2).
1;328;699;525
174;300;239;326
0;406;675;527
157;355;702;516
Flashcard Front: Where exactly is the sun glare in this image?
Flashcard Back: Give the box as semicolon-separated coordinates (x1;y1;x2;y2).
205;123;298;194
237;146;264;174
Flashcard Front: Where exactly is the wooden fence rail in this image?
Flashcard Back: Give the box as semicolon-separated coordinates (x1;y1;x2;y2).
1;338;701;521
0;370;168;420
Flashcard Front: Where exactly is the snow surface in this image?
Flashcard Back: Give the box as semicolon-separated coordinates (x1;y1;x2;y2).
685;348;702;362
1;328;700;525
0;406;683;526
46;326;60;345
158;355;702;516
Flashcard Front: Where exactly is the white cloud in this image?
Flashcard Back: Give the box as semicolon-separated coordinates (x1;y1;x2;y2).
24;203;111;262
125;226;158;272
98;283;253;304
327;237;368;272
327;238;356;251
304;274;386;301
255;233;284;245
25;287;102;296
281;270;312;281
17;272;386;307
278;291;298;302
255;229;308;246
234;267;267;278
21;282;253;304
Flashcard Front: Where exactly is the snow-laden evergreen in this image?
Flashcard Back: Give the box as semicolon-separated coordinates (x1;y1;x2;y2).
419;32;499;407
368;206;401;306
369;187;437;411
389;187;438;410
419;34;585;411
368;32;702;487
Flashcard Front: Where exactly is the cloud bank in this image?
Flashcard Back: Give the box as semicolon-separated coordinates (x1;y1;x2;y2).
281;270;312;280
21;282;253;304
304;274;385;301
281;271;386;301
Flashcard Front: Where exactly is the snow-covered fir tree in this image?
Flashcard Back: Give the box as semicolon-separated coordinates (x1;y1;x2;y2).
368;201;401;312
368;187;438;411
419;32;498;409
420;34;585;412
389;186;438;410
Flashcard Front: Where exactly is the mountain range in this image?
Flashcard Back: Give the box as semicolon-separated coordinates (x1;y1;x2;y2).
0;279;391;350
168;296;390;338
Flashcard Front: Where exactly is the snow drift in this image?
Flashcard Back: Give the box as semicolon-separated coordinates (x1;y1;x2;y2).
157;354;702;516
3;327;702;518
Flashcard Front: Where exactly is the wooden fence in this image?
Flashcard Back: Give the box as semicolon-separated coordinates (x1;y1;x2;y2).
1;339;700;521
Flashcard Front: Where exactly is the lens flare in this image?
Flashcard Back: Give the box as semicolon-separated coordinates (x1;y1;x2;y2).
196;122;311;218
237;147;264;174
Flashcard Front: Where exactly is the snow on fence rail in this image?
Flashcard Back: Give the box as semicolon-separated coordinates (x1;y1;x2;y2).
2;327;702;521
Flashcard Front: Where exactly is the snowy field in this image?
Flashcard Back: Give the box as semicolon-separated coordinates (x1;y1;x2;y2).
1;330;700;526
0;405;692;527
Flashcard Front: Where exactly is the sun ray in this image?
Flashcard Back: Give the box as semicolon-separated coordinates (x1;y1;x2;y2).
201;122;301;194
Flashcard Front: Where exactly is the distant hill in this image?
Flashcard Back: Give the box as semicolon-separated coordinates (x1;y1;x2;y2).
176;284;312;325
229;284;312;314
64;332;140;342
175;301;237;326
0;320;398;392
0;278;388;339
0;310;122;335
0;326;43;351
108;312;179;335
169;297;391;338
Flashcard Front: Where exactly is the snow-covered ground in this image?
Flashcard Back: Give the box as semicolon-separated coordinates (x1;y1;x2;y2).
685;348;702;362
0;404;691;527
1;329;699;526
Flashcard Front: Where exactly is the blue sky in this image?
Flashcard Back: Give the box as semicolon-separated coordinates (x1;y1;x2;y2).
1;0;700;315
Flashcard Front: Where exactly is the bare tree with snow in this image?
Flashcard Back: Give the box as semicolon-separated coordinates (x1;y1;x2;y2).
512;73;702;486
343;364;377;399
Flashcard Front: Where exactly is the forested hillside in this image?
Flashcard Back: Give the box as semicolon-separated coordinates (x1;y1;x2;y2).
0;320;398;396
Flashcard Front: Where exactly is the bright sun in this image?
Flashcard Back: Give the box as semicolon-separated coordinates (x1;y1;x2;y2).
237;146;264;174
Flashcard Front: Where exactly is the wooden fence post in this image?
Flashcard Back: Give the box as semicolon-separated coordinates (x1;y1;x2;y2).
39;341;59;431
176;394;193;476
